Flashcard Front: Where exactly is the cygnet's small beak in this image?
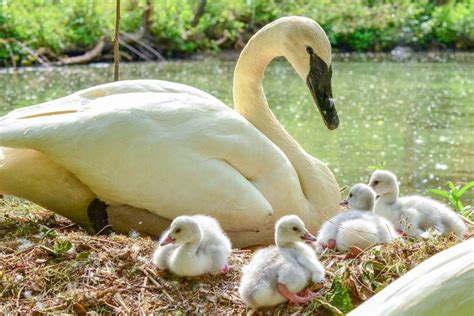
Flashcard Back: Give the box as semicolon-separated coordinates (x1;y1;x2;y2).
301;231;317;242
160;235;175;246
339;200;349;206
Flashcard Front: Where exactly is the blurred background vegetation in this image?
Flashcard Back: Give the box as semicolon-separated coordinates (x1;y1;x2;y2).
1;0;473;67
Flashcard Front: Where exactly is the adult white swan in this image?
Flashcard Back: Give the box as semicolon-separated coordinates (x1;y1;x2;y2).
0;16;340;247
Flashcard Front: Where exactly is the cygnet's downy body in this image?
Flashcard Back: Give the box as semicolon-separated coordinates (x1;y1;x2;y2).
152;215;231;276
316;183;397;253
369;170;466;238
239;215;325;308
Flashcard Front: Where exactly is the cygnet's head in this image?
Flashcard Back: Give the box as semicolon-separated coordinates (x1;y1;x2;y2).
256;17;338;130
341;183;376;211
160;216;201;246
368;170;399;197
275;215;316;245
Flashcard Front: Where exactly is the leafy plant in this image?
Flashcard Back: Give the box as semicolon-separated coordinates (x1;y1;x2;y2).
39;225;58;238
325;277;353;313
53;239;73;256
368;161;386;170
430;181;474;220
2;0;474;66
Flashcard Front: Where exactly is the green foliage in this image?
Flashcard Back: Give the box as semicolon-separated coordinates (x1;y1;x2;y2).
431;1;474;49
368;161;386;170
1;0;473;66
54;238;73;255
430;181;474;220
39;225;58;238
76;251;90;261
431;182;473;220
325;277;354;313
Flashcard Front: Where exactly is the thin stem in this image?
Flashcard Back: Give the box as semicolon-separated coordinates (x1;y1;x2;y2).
114;0;121;81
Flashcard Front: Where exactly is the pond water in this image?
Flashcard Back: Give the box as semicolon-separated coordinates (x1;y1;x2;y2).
1;58;473;205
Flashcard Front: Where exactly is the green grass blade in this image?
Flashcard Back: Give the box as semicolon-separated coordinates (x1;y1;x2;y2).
458;181;474;197
448;181;457;193
429;189;451;199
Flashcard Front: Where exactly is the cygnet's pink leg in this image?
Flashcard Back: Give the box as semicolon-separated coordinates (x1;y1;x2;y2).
221;264;230;274
327;239;336;249
277;284;318;304
296;288;319;297
396;229;407;237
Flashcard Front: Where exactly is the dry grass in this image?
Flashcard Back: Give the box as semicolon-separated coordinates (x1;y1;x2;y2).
1;198;471;315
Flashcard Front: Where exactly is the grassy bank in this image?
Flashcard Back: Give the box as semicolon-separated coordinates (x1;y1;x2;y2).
1;0;473;67
0;198;471;314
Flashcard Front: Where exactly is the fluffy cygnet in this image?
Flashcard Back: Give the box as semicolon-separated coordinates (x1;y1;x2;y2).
316;183;397;253
152;215;231;276
369;170;467;238
239;215;325;308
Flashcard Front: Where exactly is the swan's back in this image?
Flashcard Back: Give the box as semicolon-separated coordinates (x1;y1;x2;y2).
336;218;381;251
0;80;223;122
194;215;231;254
397;196;466;236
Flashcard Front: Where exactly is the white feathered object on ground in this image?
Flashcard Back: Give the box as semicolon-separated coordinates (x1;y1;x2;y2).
316;184;396;253
369;170;466;238
0;16;340;247
349;239;474;316
239;215;325;308
152;215;231;276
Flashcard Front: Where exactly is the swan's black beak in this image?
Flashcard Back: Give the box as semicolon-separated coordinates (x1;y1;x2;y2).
306;54;339;130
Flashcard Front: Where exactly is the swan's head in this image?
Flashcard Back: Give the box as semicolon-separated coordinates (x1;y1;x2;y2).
160;216;201;246
341;183;376;211
275;215;316;245
277;17;338;130
369;170;399;198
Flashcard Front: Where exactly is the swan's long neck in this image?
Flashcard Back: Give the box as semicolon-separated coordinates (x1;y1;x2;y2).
234;36;305;168
233;26;338;207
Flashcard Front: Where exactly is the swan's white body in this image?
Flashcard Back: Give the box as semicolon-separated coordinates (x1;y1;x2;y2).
152;215;231;276
370;170;466;238
239;215;324;308
0;17;340;247
349;239;474;316
316;184;396;252
336;216;395;252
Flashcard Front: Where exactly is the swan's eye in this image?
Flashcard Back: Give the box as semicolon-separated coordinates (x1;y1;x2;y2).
306;46;314;54
349;193;353;198
373;181;379;186
175;228;181;234
292;227;298;232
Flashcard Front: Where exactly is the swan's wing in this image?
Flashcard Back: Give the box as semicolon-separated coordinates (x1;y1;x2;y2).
0;88;303;231
349;240;474;316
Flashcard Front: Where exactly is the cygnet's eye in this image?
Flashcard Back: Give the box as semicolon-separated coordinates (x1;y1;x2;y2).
373;180;379;186
292;226;298;232
175;228;181;234
306;46;314;54
349;193;353;198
